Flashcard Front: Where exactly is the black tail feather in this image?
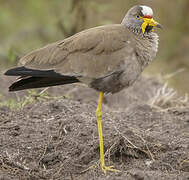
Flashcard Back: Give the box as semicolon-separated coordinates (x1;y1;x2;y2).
9;76;79;91
4;66;80;91
5;66;63;77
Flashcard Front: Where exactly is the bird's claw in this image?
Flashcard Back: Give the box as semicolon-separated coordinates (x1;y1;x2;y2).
101;165;121;173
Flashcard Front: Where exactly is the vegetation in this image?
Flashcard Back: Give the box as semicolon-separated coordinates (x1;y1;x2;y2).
0;88;70;109
0;89;49;109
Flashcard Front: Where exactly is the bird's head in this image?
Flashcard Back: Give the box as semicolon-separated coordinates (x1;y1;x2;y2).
122;5;163;35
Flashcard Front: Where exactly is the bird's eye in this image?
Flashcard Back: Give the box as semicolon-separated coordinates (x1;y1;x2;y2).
136;15;140;19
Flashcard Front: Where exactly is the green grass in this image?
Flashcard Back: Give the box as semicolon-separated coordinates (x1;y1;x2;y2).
0;89;71;110
0;89;50;109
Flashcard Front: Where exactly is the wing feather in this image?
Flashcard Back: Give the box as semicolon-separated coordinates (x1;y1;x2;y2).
19;24;134;79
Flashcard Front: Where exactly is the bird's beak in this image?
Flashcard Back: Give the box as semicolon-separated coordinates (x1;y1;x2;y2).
141;17;163;34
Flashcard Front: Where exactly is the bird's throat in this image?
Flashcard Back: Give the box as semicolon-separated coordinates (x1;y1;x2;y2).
145;26;153;33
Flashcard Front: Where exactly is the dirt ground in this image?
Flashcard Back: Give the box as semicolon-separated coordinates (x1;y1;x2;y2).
0;75;189;180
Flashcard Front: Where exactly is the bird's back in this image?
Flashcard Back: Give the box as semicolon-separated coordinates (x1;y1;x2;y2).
19;25;135;78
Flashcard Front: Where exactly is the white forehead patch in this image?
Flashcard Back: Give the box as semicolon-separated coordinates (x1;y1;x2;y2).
140;6;153;16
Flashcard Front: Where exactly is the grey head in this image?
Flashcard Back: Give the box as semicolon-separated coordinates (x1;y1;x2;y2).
122;5;162;35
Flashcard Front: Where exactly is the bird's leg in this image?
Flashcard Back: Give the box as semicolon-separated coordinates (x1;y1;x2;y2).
96;92;120;173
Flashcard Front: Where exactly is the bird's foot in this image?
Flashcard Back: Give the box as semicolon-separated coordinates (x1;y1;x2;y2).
101;165;120;173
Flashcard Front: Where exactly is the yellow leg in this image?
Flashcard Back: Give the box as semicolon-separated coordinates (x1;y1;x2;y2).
96;92;120;173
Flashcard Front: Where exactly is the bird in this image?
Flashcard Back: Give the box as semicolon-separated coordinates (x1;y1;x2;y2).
5;5;162;173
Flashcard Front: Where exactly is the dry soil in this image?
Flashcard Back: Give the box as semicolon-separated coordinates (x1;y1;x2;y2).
0;76;188;180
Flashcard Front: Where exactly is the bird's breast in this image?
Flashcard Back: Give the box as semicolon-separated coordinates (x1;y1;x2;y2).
134;33;159;69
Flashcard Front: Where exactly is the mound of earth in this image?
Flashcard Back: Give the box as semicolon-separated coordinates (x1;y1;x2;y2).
0;76;188;179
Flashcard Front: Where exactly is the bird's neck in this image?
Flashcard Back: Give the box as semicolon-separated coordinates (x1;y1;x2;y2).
127;26;143;36
132;32;159;69
127;25;154;37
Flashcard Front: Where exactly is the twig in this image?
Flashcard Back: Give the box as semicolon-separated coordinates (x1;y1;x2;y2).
113;124;138;149
38;135;53;166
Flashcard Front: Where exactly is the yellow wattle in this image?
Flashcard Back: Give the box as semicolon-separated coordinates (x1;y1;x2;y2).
142;21;148;34
141;17;158;34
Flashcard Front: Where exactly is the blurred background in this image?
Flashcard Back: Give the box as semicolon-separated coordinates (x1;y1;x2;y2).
0;0;189;95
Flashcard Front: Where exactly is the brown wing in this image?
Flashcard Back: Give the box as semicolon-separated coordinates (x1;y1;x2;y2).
19;24;135;79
